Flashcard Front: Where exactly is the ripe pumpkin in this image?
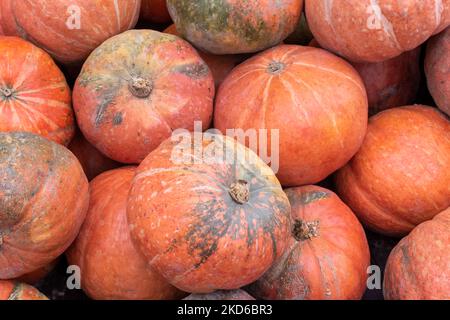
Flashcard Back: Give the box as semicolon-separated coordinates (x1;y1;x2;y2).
0;37;74;146
0;0;140;64
0;280;48;300
384;208;450;300
306;0;450;62
248;186;370;300
426;27;450;117
214;44;368;187
73;29;214;164
185;290;255;300
140;0;172;24
68;132;120;181
336;105;450;237
16;259;58;285
166;0;304;55
67;167;184;300
164;24;244;88
0;132;89;279
127;133;291;293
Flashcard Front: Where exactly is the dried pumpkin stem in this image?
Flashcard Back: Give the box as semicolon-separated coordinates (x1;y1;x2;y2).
229;180;250;204
293;219;320;241
0;88;13;98
267;61;285;75
128;77;153;98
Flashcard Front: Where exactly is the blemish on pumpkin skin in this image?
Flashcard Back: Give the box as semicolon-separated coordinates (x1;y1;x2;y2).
113;112;123;126
175;62;209;79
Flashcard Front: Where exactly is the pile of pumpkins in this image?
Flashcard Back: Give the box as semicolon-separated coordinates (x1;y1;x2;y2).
0;0;449;301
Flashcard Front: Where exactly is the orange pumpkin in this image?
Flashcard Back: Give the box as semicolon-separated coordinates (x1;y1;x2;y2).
306;0;450;62
73;30;214;164
248;186;370;300
0;280;48;300
214;44;368;187
0;0;140;64
384;208;450;300
127;133;291;293
0;132;89;279
67;167;184;300
426;27;450;117
185;290;255;300
0;37;74;146
336;106;450;237
140;0;172;24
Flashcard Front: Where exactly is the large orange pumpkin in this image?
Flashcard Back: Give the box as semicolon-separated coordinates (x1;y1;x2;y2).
214;44;368;187
166;0;304;55
0;132;89;279
140;0;172;24
0;280;48;300
73;29;214;164
0;0;140;64
426;27;450;117
248;186;370;300
306;0;450;62
127;133;291;293
0;37;74;146
67;167;184;300
384;208;450;300
336;106;450;237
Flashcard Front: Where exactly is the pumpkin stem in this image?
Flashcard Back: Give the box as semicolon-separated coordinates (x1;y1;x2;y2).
229;180;250;204
267;61;285;75
129;77;153;98
292;219;319;241
0;88;13;98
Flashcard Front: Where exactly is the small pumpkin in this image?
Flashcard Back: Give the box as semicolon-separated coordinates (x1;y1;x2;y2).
0;0;140;64
248;186;370;300
214;44;368;187
336;105;450;237
68;132;120;181
0;37;74;146
0;132;89;279
0;280;48;300
67;167;184;300
73;29;214;164
384;208;450;300
127;133;291;293
140;0;172;24
166;0;304;54
306;0;450;62
425;27;450;117
185;290;255;300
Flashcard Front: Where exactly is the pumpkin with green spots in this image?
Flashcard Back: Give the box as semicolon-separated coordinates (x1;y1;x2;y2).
167;0;303;54
0;281;48;300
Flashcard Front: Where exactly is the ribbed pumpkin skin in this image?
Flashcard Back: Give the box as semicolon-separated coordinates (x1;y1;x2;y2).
67;167;184;300
185;290;255;300
0;37;74;146
0;281;48;300
214;45;368;187
140;0;172;24
0;132;89;279
336;106;450;237
426;27;450;117
306;0;450;63
0;0;140;64
384;209;450;300
248;186;370;300
127;133;291;293
73;30;214;164
167;0;304;55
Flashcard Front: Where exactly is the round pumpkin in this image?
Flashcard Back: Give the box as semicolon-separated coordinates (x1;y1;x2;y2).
0;0;140;64
16;259;58;285
426;27;450;117
73;29;214;164
214;44;368;187
185;290;255;300
68;132;120;181
0;280;48;300
306;0;449;63
140;0;172;24
127;133;291;293
67;167;184;300
0;132;89;279
336;105;450;237
248;186;370;300
166;0;304;55
0;37;74;146
384;208;450;300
